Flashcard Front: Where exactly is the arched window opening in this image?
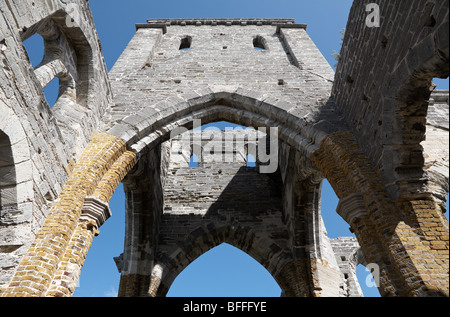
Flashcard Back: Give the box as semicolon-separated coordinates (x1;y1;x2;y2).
0;130;16;212
179;36;192;50
43;77;60;108
167;243;281;297
22;33;44;68
253;36;267;51
22;32;60;108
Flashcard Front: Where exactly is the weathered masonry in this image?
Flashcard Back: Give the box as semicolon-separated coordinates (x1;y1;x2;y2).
0;0;448;297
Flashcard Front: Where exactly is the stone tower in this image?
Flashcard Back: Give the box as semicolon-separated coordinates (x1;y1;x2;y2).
108;18;354;297
0;1;449;297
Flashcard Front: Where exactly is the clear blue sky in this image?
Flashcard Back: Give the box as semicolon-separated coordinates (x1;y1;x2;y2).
23;0;448;298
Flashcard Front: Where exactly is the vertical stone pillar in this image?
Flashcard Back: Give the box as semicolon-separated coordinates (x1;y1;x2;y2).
117;145;167;297
337;193;399;296
312;130;449;296
275;260;311;297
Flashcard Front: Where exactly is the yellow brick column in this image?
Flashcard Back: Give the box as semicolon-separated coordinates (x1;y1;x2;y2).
43;212;99;297
397;199;449;295
0;133;136;297
311;130;449;297
44;150;137;297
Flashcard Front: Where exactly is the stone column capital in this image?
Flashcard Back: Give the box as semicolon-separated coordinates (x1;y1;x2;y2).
80;197;111;229
337;193;368;225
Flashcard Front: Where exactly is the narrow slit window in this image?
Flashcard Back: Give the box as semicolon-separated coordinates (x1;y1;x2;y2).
0;130;16;211
179;36;192;50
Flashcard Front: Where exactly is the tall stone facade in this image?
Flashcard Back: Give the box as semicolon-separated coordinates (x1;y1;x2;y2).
0;0;113;289
0;1;448;297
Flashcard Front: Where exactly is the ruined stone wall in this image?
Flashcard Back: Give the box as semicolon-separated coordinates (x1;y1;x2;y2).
0;0;113;287
332;0;449;201
1;2;447;297
422;91;449;209
277;141;344;297
330;237;364;297
105;20;354;297
142;130;346;297
117;142;170;297
104;18;342;149
328;0;449;296
158;151;287;294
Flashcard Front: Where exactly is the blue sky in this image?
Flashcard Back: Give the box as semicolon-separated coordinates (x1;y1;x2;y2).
23;0;448;298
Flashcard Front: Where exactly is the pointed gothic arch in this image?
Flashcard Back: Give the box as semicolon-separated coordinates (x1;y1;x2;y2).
167;243;281;297
1;6;448;298
3;86;447;297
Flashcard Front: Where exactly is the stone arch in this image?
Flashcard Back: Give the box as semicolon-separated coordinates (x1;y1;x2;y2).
153;222;285;297
166;242;281;296
253;35;268;50
19;8;111;159
107;90;340;164
0;102;34;286
0;103;33;226
0;1;113;291
0;91;402;296
2;91;447;297
315;127;449;296
1;1;447;299
383;18;449;201
0;132;137;297
326;0;449;297
146;172;332;298
0;130;15;211
109;97;340;298
371;15;449;297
